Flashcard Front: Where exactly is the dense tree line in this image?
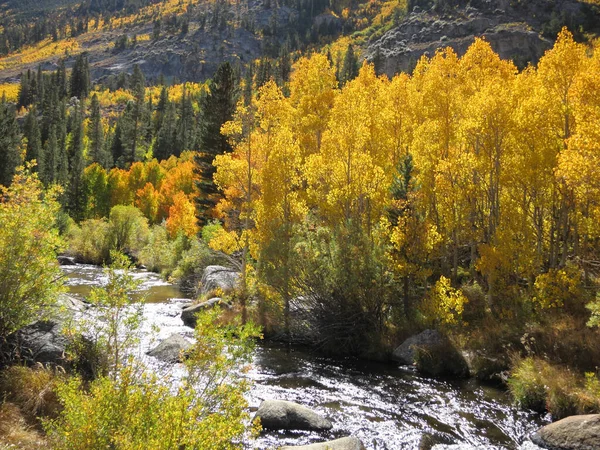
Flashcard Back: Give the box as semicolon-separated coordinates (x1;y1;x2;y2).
207;30;600;357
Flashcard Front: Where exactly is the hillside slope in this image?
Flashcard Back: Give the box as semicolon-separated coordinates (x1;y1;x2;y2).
365;0;600;74
0;0;598;83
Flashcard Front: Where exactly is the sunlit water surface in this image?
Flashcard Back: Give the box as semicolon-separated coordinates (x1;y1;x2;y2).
62;263;548;450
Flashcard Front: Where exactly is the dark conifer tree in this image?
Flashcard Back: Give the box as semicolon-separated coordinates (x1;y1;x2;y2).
154;100;177;161
194;62;237;226
154;85;169;132
67;105;86;220
70;54;91;99
88;93;107;168
176;84;194;155
24;106;43;172
0;96;22;187
42;126;58;185
340;44;359;85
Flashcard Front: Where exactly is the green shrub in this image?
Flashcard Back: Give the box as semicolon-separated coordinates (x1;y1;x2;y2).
0;165;64;337
69;206;150;265
0;366;64;420
138;224;177;274
45;310;261;450
107;205;149;257
508;357;547;413
293;225;398;356
508;357;600;418
68;218;111;264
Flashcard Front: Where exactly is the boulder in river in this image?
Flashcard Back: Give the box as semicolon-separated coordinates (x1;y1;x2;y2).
254;399;333;431
146;334;191;363
3;320;69;367
200;265;240;296
392;329;469;378
57;255;76;265
531;414;600;449
181;297;231;328
461;350;508;383
279;437;365;450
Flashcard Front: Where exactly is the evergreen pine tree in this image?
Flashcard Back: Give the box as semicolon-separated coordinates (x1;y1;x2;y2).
154;100;177;161
70;54;90;99
42;126;58;185
176;84;194;155
88;93;107;168
111;118;125;167
24;106;43;172
67;105;86;220
194;62;237;226
0;96;22;187
154;85;169;132
340;44;359;85
129;64;146;162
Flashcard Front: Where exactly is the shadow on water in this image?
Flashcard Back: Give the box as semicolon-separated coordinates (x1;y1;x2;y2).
62;264;547;450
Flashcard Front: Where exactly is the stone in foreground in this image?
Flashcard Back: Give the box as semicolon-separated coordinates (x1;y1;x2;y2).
531;414;600;449
254;399;332;431
279;437;365;450
181;297;230;328
4;320;69;366
146;334;191;363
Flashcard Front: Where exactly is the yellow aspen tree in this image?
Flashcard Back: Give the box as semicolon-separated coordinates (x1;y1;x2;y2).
537;27;587;267
409;48;464;278
557;42;600;268
213;81;294;323
459;39;517;300
289;53;338;157
166;191;199;238
253;124;306;341
305;63;391;236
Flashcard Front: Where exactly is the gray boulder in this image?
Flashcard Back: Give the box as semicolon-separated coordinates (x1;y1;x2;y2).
57;255;76;265
279;437;365;450
392;329;469;377
147;334;191;363
181;297;230;328
392;329;444;364
531;414;600;449
254;400;333;431
200;265;240;296
461;350;508;383
5;320;69;366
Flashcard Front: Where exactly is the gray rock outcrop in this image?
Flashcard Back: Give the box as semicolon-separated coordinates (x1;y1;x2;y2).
181;297;231;328
392;329;469;377
279;437;366;450
254;399;333;431
531;414;600;449
4;320;69;366
200;265;240;296
146;334;191;363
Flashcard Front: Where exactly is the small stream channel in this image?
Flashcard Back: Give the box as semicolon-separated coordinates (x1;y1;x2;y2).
61;264;548;450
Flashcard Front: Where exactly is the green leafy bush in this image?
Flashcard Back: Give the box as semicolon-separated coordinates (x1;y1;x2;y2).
508;357;600;418
46;310;261;450
68;218;111;265
69;206;149;265
0;164;64;337
107;205;149;257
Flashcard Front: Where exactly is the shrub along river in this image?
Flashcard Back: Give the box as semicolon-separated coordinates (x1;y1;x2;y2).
61;264;548;450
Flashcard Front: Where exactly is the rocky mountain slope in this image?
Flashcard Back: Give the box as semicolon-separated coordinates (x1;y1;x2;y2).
0;0;598;83
366;0;600;75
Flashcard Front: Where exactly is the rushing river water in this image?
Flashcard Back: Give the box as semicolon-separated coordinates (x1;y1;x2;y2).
61;263;548;450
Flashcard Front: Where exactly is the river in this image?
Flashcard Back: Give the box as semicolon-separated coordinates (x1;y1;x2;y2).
61;263;548;450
